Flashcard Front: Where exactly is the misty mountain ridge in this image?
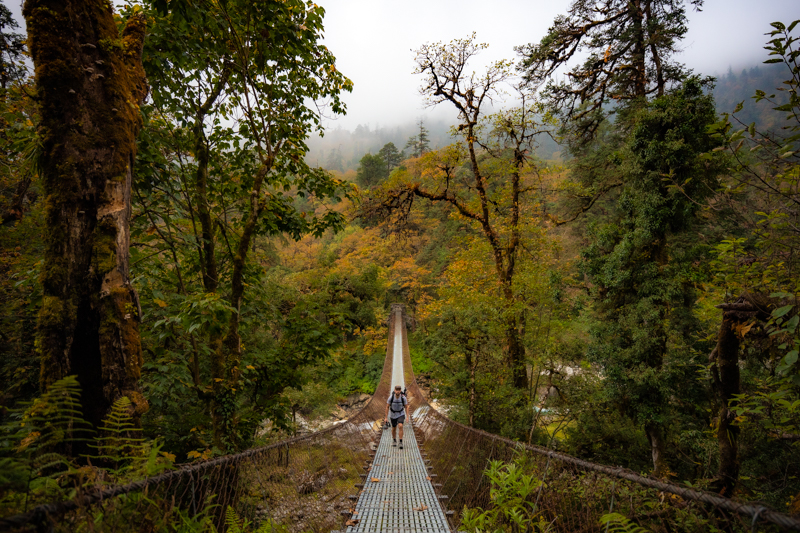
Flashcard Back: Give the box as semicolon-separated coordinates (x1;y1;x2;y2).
308;62;790;173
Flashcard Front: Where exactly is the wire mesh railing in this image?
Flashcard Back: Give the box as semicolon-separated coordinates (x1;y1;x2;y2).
2;305;800;532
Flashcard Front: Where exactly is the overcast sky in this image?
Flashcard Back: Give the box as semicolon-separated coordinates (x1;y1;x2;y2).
316;0;799;131
5;0;798;132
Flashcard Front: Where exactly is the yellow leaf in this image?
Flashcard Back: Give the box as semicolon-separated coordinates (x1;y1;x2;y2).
154;298;167;308
246;365;255;370
160;451;176;462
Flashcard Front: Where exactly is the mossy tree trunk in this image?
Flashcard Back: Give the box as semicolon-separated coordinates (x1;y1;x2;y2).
710;315;741;496
710;293;771;496
24;0;149;430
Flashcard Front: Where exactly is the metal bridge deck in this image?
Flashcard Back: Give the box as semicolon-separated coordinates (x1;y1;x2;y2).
345;310;450;533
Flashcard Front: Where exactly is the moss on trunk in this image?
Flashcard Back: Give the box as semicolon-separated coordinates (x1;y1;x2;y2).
24;0;149;431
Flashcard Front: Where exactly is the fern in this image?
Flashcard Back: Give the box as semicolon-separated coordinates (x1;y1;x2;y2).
225;506;246;533
0;376;92;514
222;507;291;533
600;512;651;533
88;396;145;472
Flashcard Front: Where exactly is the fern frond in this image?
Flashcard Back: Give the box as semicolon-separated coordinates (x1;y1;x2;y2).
600;513;650;533
1;376;92;458
0;457;30;491
9;376;94;456
88;396;147;470
225;506;244;533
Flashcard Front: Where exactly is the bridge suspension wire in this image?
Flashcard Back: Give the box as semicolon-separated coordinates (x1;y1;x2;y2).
2;305;800;532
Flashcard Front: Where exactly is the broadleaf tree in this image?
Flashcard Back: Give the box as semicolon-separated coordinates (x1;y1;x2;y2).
130;0;354;450
365;35;554;391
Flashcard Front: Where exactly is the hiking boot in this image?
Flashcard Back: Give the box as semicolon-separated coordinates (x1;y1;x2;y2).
392;439;397;447
399;442;403;449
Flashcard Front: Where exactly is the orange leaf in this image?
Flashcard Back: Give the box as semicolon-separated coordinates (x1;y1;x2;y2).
345;519;360;526
371;477;380;482
17;431;40;451
735;320;755;338
414;504;428;511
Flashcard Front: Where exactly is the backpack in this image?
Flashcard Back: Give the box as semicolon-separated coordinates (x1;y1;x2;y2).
388;392;407;414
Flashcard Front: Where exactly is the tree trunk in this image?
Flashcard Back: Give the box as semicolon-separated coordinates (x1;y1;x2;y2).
645;422;667;477
709;293;773;495
643;1;665;96
710;306;746;496
506;316;528;390
194;139;219;294
214;164;268;449
630;0;647;98
0;173;31;225
25;0;149;430
502;280;527;390
190;69;230;295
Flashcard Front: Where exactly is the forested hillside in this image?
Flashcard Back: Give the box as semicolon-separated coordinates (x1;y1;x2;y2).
1;0;799;528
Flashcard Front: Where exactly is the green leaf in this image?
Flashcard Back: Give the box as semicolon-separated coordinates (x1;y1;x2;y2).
773;304;794;318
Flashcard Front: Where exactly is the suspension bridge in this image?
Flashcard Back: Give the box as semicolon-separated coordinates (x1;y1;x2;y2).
2;304;800;532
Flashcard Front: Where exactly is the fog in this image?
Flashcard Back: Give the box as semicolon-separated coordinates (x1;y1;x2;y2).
5;0;797;133
317;0;799;131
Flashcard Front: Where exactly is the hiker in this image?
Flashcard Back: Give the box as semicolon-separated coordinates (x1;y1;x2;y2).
385;385;407;449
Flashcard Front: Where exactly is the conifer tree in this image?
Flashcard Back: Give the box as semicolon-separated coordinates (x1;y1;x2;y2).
378;142;402;171
0;4;25;90
521;0;718;477
517;0;702;142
